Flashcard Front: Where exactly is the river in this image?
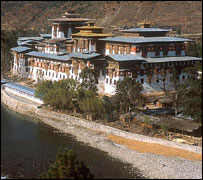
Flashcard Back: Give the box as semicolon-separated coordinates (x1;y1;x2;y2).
1;104;145;179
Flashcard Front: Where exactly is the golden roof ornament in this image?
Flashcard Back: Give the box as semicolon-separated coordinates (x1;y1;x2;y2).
139;19;151;28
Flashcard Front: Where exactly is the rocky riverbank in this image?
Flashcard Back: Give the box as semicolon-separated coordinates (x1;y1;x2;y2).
1;89;202;179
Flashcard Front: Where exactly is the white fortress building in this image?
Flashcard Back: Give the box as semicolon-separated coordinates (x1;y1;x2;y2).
10;13;202;96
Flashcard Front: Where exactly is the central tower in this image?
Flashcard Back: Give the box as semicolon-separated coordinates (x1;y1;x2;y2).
48;12;92;39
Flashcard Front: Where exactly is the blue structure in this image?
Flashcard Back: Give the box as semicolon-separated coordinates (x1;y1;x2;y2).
120;28;171;32
3;83;36;96
99;36;192;44
10;46;32;52
2;82;43;104
25;51;71;61
1;79;9;84
107;54;145;62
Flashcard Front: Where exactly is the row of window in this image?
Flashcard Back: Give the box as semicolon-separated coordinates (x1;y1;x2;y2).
107;69;172;77
106;78;117;85
107;44;184;55
143;60;196;68
108;49;183;56
105;74;186;86
74;39;94;49
105;77;145;85
36;69;80;80
36;69;66;79
106;61;196;73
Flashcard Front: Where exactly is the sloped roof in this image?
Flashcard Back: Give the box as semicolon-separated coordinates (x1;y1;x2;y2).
44;38;67;44
143;56;202;63
156;117;202;132
76;25;104;30
18;40;39;46
39;34;52;38
107;54;145;61
69;52;101;60
25;51;101;61
1;79;9;84
17;37;43;41
120;28;170;32
48;17;92;22
25;51;71;61
10;46;32;52
4;82;36;96
34;42;46;47
71;32;114;37
135;113;201;132
99;36;192;44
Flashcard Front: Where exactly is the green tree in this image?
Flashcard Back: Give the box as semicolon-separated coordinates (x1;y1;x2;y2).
35;79;80;112
54;79;78;91
40;148;94;179
79;67;98;93
186;41;202;58
102;96;116;121
44;87;73;111
78;90;105;120
115;77;146;113
170;67;181;116
170;61;202;122
175;62;202;122
158;69;168;93
35;80;54;99
53;79;79;100
177;76;202;123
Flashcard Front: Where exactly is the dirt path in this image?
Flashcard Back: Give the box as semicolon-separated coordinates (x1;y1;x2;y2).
107;134;202;161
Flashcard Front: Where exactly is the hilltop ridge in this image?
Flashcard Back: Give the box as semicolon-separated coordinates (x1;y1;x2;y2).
1;1;202;34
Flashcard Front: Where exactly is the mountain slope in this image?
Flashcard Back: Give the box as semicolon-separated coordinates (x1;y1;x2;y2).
1;1;202;34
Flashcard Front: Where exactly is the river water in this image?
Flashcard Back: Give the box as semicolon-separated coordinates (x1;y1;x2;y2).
1;104;145;179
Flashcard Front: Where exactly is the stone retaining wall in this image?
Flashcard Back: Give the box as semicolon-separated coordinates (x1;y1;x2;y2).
36;107;202;154
2;88;202;154
1;89;38;117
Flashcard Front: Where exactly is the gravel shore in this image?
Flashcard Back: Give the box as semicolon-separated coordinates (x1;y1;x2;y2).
1;89;202;179
39;115;202;179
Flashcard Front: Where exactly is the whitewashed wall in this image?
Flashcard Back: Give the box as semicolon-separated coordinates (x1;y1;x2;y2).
4;86;43;104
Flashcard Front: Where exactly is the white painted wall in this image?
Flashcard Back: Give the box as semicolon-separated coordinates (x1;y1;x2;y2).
105;49;110;55
57;27;59;38
51;26;54;39
31;66;69;82
101;68;190;95
45;45;57;54
4;86;43;104
59;31;64;38
104;74;122;95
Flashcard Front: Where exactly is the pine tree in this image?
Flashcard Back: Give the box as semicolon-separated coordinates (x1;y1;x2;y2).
78;90;105;120
35;80;54;99
40;148;94;179
116;77;146;113
176;62;202;122
79;67;98;93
